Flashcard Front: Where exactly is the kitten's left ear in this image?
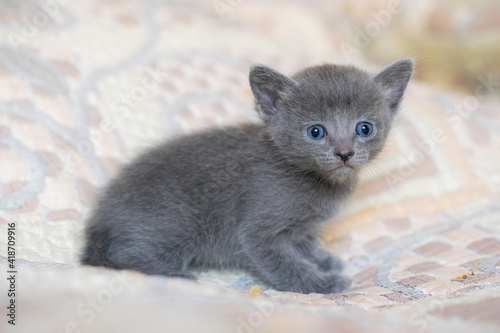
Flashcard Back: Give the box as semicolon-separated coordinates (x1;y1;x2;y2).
373;58;414;114
249;65;297;121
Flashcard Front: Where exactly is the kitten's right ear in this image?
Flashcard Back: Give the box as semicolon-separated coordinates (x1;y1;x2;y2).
249;65;296;121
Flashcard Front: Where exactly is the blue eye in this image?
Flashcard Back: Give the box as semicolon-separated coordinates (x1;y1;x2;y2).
307;125;327;140
355;122;373;137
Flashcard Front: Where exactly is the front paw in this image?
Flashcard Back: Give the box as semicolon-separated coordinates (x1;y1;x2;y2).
286;271;351;294
315;273;351;294
317;254;344;273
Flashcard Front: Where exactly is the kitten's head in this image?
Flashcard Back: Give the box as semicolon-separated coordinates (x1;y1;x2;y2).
249;58;414;181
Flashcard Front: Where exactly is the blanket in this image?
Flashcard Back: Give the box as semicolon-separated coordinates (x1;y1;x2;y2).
1;0;499;332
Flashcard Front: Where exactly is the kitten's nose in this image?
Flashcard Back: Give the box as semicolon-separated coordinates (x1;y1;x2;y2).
335;150;354;162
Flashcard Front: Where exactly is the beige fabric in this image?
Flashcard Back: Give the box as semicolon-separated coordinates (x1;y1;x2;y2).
0;0;499;332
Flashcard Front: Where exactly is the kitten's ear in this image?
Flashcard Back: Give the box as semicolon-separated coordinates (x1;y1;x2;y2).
373;58;414;114
249;65;296;121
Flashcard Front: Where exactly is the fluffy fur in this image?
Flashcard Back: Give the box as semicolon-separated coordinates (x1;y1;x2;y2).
81;58;414;294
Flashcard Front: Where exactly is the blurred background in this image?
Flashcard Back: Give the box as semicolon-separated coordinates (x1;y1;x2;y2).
2;0;499;96
321;0;500;96
150;0;500;97
233;0;500;97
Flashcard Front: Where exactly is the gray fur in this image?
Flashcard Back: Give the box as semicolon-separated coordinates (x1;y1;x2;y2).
81;58;414;294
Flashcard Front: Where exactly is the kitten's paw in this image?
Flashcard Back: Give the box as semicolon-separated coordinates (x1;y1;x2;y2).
318;274;351;294
317;254;343;273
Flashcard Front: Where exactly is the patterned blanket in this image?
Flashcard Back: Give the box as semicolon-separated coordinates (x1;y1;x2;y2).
1;1;499;332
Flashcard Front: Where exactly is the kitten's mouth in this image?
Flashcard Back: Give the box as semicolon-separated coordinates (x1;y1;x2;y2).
338;164;353;170
317;159;356;174
331;164;354;173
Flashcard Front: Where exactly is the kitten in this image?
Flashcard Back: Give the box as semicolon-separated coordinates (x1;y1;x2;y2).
81;58;414;294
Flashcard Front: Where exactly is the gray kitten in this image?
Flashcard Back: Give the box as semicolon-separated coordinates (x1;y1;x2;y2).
81;58;414;294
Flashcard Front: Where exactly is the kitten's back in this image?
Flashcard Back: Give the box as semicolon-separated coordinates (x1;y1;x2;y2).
81;124;270;269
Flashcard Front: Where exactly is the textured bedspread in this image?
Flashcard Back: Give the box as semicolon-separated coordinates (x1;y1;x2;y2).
1;1;500;332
